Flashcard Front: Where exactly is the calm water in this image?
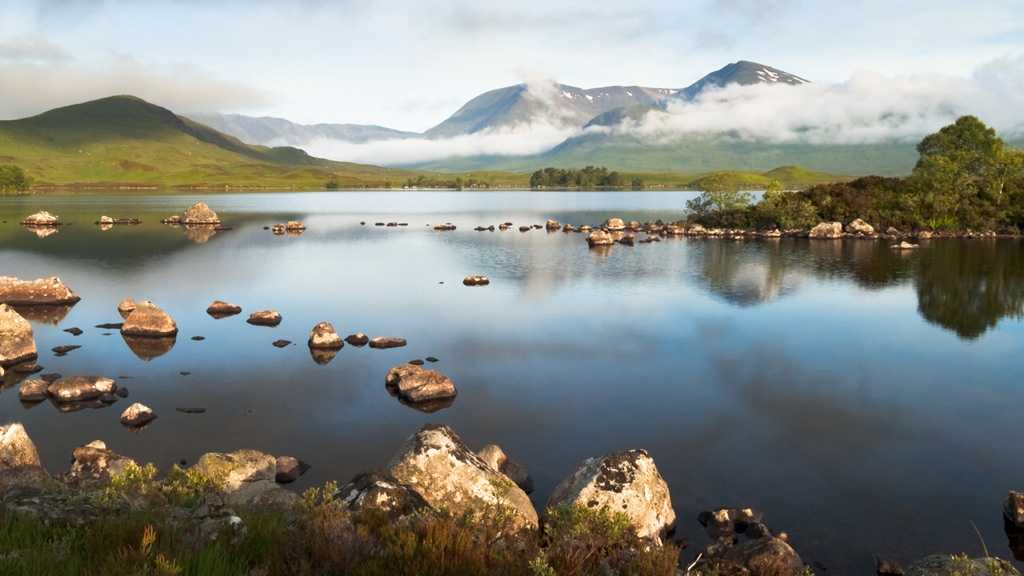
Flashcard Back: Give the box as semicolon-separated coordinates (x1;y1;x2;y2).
2;191;1024;572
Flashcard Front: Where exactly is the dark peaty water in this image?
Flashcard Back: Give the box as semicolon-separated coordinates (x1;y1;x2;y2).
2;191;1024;573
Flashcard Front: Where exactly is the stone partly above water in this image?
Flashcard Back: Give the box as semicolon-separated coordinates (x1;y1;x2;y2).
206;300;242;318
586;230;615;247
181;202;221;225
462;275;489;286
120;402;156;428
121;300;178;337
19;379;49;402
0;276;81;306
369;336;406;349
385;364;457;404
547;449;675;542
386;424;539;530
0;304;37;367
47;376;117;403
21;211;60;227
345;333;369;347
66;440;138;484
809;221;844;239
308;321;343;350
247;310;282;327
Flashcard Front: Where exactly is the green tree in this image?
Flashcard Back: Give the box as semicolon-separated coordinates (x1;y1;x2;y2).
0;165;31;193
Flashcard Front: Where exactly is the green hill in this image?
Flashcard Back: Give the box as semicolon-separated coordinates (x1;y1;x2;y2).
0;95;418;188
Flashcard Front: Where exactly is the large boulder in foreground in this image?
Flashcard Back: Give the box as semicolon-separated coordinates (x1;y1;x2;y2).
66;440;138;484
0;277;81;306
385;364;457;403
0;422;42;471
907;555;1020;576
547;449;675;542
181;202;221;225
308;321;343;350
809;221;843;239
0;304;37;367
121;300;178;337
386;424;538;530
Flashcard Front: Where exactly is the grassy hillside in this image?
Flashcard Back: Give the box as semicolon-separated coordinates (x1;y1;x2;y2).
0;96;422;189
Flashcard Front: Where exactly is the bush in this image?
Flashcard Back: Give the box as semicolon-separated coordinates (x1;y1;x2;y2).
0;165;31;193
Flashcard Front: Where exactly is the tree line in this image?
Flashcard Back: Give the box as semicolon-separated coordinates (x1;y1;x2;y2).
530;166;643;189
0;165;31;193
687;116;1024;233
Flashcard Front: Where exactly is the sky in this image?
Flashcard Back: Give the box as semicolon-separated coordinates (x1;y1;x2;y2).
2;0;1023;132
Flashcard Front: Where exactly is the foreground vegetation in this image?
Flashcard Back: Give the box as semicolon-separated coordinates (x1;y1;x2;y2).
687;116;1024;233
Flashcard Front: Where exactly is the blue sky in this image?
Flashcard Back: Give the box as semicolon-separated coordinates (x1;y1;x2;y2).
1;0;1022;131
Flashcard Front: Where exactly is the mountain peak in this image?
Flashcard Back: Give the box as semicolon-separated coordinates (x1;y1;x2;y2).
678;60;809;99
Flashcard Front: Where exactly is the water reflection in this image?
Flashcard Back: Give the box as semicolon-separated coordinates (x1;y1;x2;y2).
10;304;75;325
310;347;338;365
122;334;177;360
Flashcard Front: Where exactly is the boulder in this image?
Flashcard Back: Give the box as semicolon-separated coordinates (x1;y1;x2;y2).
545;219;560;230
885;226;902;237
274;455;306;484
385;364;457;403
345;333;369;347
120;402;156;428
706;535;805;576
285;221;306;231
206;300;242;318
698;506;766;540
181;202;220;225
271;224;286;235
433;223;456;231
0;422;42;470
463;275;490;286
336;472;430;519
846;218;875;235
247;310;282;327
906;556;1019;576
809;222;844;238
0;276;81;306
18;379;49;402
66;440;138;484
586;230;615;247
617;234;635;246
99;216;115;226
21;211;59;226
386;424;538;530
477;444;533;494
117;298;137;319
916;230;934;240
547;449;675;541
308;321;343;350
193;449;279;505
121;300;177;337
369;336;406;349
604;217;626;231
0;304;37;367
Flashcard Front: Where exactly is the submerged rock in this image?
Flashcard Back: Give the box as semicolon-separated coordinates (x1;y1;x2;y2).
386;424;538;530
0;304;37;367
345;333;369;347
547;449;675;542
477;444;534;494
385;364;457;403
272;339;291;348
66;440;139;484
462;275;490;286
21;211;60;227
120;402;157;428
0;276;81;306
247;310;282;327
181;202;221;225
206;300;242;318
48;376;117;403
809;222;843;239
308;321;343;350
121;300;178;337
0;422;42;471
369;336;406;349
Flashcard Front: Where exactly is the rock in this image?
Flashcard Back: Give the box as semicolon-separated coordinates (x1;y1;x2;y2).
161;215;182;224
846;218;875;235
181;202;220;225
885;226;902;237
587;230;615;247
191;336;205;341
425;356;439;363
272;339;291;348
916;230;934;240
120;402;156;428
463;275;490;286
433;223;456;231
176;407;206;414
63;327;82;336
385;364;457;403
345;332;369;346
66;440;139;484
476;444;534;494
47;376;116;403
51;344;81;356
0;304;37;367
518;225;531;232
336;472;430;519
116;298;137;319
1005;491;1024;526
617;234;635;246
0;276;81;306
98;216;115;226
604;217;626;231
193;450;279;505
579;225;593;233
285;221;306;231
698;507;765;540
206;300;242;318
271;224;286;235
95;322;123;329
274;456;306;484
892;241;919;250
546;219;561;230
547;449;675;541
121;300;178;337
21;211;59;226
809;222;844;238
386;424;538;530
0;422;42;470
906;555;1019;576
308;321;343;350
18;379;49;402
707;536;805;576
247;310;282;327
369;336;406;349
877;557;906;576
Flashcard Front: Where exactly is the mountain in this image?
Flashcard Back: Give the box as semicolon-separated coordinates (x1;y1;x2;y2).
676;60;809;100
189;113;418;146
0;95;414;187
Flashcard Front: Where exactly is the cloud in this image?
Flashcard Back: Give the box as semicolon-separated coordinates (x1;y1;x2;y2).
0;55;274;120
0;37;69;62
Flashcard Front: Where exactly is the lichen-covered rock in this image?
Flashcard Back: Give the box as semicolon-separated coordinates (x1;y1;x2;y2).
604;217;626;231
207;300;242;317
587;230;615;247
181;202;220;225
477;444;534;494
194;450;280;505
369;336;406;349
247;310;282;327
18;379;49;402
121;300;178;337
906;555;1020;576
385;364;457;403
0;423;42;471
386;424;538;530
47;376;116;403
308;322;343;350
21;211;59;226
0;304;37;367
117;298;137;319
547;449;675;541
0;277;81;306
846;218;875;235
66;440;138;484
809;222;843;238
336;472;430;519
120;402;156;428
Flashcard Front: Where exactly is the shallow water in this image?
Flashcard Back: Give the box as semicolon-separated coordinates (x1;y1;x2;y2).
2;191;1024;572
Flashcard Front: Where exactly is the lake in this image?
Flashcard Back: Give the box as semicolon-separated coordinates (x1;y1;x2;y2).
2;191;1023;572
